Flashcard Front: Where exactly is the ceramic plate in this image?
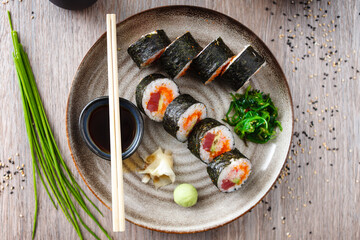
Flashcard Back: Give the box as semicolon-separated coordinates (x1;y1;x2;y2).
66;6;293;233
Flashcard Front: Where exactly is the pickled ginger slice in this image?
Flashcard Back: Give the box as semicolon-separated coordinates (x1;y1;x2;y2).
139;148;175;189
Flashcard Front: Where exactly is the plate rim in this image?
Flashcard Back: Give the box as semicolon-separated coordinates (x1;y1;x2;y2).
65;5;294;234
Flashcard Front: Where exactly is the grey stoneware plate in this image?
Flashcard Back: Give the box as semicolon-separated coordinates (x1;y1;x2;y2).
66;5;293;233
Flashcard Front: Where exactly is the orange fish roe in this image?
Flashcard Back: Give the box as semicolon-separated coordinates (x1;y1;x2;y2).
146;85;175;114
206;66;224;84
183;110;203;130
176;61;192;78
209;138;231;159
206;58;232;84
221;55;237;76
142;48;165;67
232;162;251;184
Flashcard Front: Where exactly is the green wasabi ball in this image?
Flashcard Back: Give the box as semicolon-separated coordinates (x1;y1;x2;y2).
173;183;198;207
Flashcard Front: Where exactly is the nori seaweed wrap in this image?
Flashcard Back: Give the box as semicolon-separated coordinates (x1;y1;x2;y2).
221;46;265;91
160;32;202;79
207;148;251;192
163;94;207;142
191;37;234;84
128;30;171;68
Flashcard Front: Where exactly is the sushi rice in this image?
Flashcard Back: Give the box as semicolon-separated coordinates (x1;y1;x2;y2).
175;103;207;142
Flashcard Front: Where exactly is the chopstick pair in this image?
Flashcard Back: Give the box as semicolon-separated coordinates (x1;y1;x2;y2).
106;14;125;232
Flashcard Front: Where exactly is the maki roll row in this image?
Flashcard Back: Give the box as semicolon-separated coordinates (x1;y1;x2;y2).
135;74;252;192
128;30;265;91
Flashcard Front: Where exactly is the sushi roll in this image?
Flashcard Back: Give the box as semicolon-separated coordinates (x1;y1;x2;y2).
136;73;180;122
163;94;207;142
127;30;171;68
160;32;202;79
207;149;251;193
221;46;265;91
191;37;234;84
188;118;235;164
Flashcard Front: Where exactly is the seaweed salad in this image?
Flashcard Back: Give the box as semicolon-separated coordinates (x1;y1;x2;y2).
223;86;282;144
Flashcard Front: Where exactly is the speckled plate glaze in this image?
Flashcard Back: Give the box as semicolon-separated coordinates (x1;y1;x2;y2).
66;6;293;233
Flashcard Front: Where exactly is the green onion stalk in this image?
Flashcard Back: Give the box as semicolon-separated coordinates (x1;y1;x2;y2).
8;11;111;240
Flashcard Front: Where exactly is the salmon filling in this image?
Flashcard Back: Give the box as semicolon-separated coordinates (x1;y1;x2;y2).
182;110;203;134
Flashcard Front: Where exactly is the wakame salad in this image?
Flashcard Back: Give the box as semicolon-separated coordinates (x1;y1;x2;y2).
223;86;282;144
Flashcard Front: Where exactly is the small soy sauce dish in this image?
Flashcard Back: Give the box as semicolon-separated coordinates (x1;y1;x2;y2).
79;96;144;160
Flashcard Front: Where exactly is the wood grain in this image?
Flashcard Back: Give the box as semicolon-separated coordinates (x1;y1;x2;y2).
0;0;359;239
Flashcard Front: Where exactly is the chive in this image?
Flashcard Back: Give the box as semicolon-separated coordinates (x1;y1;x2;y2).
8;11;111;240
223;86;282;144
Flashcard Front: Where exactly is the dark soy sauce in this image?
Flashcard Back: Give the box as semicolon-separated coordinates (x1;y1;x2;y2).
88;105;136;154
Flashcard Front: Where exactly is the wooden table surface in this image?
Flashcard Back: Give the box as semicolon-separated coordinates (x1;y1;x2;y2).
1;0;359;239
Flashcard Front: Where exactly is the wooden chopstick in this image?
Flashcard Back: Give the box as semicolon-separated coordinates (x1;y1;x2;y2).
107;13;125;232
